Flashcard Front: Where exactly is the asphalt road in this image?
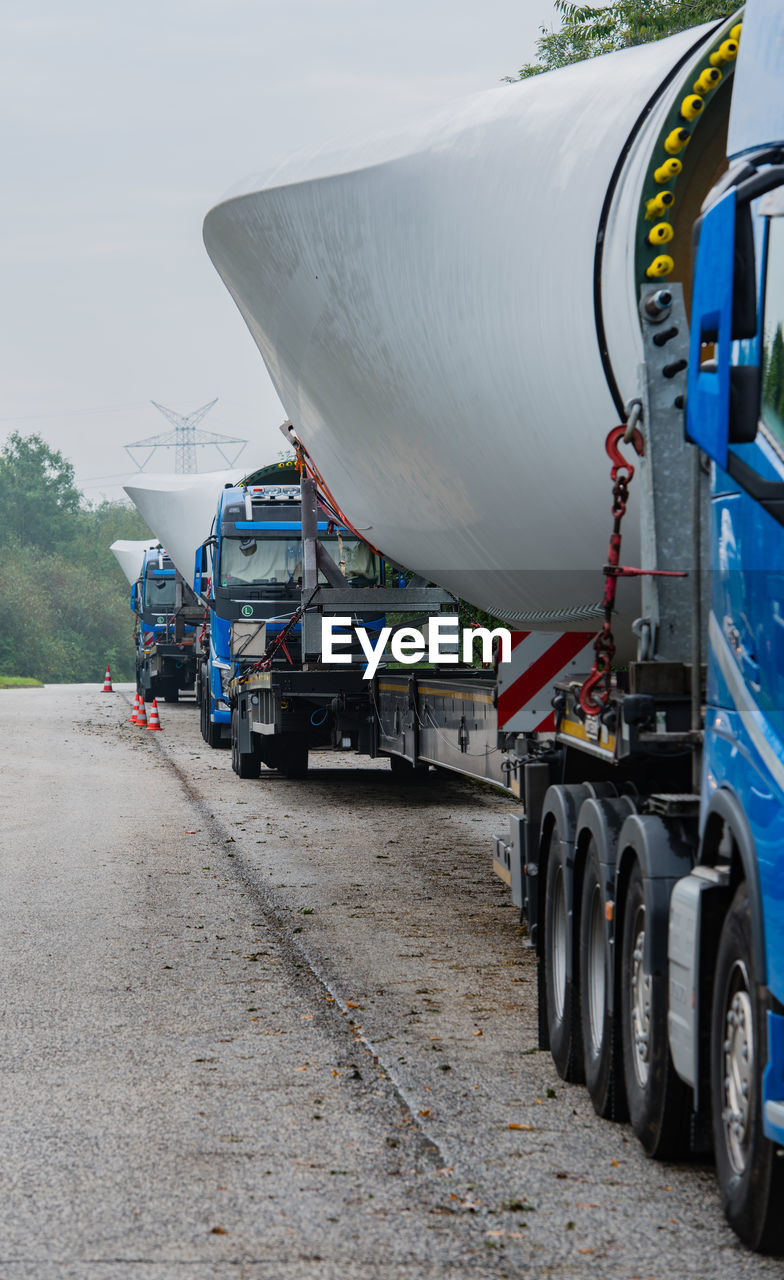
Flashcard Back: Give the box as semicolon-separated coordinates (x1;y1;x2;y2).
0;684;780;1279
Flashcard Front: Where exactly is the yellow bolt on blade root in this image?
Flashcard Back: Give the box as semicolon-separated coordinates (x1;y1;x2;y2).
694;67;721;95
647;222;674;247
680;94;704;122
664;127;691;155
710;39;738;68
730;24;742;43
646;254;675;279
646;190;675;219
654;158;682;184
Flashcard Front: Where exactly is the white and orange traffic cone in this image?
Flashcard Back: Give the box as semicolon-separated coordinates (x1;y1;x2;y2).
136;698;148;728
101;665;114;693
130;692;140;723
146;698;162;731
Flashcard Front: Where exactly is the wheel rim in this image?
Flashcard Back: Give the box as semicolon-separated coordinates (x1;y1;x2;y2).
629;905;651;1087
551;865;567;1022
721;959;754;1175
587;883;606;1054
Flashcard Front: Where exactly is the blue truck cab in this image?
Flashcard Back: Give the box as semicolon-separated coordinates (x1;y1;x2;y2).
132;546;201;703
194;462;383;748
681;46;784;1246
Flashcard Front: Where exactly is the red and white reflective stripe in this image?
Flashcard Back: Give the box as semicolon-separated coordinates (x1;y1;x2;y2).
497;631;596;732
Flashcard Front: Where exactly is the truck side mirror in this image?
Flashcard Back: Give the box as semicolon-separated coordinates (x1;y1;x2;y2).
194;543;211;596
131;580;140;613
687;168;784;467
686;189;761;467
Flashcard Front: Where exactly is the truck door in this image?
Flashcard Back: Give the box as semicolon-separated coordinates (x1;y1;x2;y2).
751;207;784;740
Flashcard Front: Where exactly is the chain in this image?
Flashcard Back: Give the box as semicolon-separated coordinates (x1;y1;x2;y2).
577;421;689;717
578;425;644;716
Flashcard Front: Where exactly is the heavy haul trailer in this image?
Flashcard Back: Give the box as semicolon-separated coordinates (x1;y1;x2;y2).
203;0;784;1251
132;547;203;703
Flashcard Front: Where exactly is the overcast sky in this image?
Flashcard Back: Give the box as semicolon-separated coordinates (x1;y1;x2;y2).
1;0;555;501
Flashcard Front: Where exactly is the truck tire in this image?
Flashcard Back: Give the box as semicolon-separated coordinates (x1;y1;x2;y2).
231;709;261;779
579;838;626;1120
620;860;689;1158
200;679;223;750
710;884;784;1253
544;826;584;1083
163;682;179;704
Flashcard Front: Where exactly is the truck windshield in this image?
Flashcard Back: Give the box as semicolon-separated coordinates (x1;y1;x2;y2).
145;577;176;608
762;215;784;450
219;535;380;588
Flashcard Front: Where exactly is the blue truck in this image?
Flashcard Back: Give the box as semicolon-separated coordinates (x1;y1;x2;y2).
370;13;784;1246
367;7;784;1250
194;461;305;751
132;546;202;703
194;460;447;772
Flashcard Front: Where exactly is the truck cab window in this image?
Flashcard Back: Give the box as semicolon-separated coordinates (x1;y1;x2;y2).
220;536;301;586
146;577;176;608
220;534;380;588
762;214;784;449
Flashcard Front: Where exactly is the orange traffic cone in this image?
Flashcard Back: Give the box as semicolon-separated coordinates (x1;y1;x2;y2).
136;698;148;728
146;698;162;731
130;692;140;723
101;665;114;693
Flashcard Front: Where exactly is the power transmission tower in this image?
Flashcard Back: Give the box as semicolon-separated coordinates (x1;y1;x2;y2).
124;399;247;473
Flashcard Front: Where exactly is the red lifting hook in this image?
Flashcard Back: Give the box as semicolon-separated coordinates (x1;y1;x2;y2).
605;424;645;483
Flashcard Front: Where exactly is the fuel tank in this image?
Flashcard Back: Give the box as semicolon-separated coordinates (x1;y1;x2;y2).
203;16;740;626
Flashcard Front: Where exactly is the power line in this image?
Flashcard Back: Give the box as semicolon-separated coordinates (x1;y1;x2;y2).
124;399;247;474
0;401;148;424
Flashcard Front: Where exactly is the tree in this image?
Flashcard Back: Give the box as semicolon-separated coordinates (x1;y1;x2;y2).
763;323;784;428
0;431;153;682
0;432;82;553
506;0;736;81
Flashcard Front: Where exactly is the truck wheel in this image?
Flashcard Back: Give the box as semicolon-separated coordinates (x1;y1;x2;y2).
579;839;626;1120
200;692;223;749
231;709;261;779
710;884;784;1253
544;826;584;1083
163;683;179;704
620;861;688;1158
